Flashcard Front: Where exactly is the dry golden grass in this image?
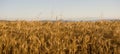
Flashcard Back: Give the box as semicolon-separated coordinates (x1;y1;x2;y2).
0;20;120;54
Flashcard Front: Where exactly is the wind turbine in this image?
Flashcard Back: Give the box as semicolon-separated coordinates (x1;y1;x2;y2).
99;11;104;20
37;12;42;20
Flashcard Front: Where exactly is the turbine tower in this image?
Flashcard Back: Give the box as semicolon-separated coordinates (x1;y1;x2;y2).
100;12;104;19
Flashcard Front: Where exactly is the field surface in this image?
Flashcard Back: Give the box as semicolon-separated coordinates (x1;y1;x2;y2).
0;20;120;54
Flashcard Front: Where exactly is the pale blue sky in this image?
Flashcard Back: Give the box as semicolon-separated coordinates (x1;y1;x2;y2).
0;0;120;20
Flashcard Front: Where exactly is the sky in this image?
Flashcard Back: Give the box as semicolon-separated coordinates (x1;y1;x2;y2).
0;0;120;20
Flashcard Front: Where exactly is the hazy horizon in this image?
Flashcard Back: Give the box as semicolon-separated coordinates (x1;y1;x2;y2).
0;0;120;20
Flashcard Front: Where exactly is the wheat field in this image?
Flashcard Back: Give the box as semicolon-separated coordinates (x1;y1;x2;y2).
0;20;120;54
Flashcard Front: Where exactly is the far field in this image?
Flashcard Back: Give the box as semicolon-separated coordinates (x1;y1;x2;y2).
0;20;120;54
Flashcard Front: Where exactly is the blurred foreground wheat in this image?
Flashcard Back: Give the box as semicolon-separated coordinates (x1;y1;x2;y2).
0;20;120;54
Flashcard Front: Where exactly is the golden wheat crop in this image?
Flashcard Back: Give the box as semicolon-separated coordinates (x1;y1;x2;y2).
0;20;120;54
